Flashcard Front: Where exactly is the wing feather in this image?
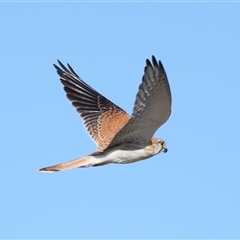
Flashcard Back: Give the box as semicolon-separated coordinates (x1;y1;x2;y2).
53;61;130;151
106;55;172;148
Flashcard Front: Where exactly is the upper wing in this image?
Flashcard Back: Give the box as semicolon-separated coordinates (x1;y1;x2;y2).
106;55;172;148
53;60;130;151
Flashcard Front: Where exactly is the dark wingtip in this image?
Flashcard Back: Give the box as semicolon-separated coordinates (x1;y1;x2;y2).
53;60;78;77
53;61;65;77
152;55;158;67
149;55;165;70
158;60;164;69
146;58;152;67
58;60;70;73
53;59;64;71
146;55;159;68
67;63;79;77
53;63;60;71
57;59;63;66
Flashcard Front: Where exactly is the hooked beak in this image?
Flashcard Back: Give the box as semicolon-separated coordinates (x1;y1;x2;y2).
162;147;168;153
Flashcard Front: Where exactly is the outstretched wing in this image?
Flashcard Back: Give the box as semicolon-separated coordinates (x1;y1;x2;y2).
54;60;130;151
107;55;172;148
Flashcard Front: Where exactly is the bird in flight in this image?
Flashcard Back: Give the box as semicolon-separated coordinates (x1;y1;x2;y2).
39;56;172;172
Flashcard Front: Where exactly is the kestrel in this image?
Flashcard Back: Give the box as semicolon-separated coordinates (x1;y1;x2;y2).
39;56;172;172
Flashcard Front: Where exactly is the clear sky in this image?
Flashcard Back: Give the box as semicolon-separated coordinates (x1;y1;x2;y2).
1;2;240;239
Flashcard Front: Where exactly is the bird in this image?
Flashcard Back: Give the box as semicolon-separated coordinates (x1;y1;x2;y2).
38;55;172;172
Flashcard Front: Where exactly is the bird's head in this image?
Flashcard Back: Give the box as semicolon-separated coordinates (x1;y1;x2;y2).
151;137;168;154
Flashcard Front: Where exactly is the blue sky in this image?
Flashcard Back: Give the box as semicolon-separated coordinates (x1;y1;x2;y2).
1;2;240;239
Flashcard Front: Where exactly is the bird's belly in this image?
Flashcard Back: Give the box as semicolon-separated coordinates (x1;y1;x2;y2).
102;149;153;164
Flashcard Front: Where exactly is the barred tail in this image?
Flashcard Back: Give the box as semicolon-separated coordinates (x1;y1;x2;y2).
38;155;97;172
